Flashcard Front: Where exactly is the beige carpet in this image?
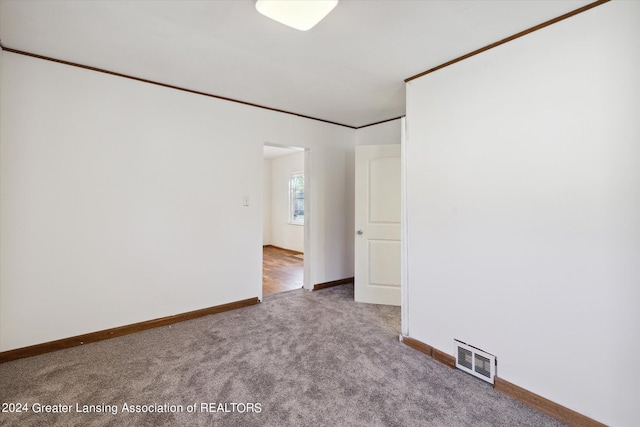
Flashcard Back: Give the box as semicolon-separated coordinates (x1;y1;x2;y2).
0;285;565;426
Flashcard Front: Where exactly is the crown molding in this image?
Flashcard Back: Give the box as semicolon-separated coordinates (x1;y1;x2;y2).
405;0;610;83
2;46;361;129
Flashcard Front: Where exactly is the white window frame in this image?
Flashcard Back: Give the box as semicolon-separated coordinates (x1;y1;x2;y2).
289;172;304;225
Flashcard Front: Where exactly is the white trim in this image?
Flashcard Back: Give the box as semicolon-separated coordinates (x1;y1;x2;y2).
303;149;312;291
400;117;409;336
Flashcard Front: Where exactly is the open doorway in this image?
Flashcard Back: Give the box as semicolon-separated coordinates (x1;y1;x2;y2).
262;144;306;297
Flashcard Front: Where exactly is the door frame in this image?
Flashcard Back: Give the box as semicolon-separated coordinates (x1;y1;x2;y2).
400;117;409;336
261;143;311;301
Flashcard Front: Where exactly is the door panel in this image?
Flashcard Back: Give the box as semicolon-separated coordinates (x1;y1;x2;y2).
369;240;401;286
369;157;401;224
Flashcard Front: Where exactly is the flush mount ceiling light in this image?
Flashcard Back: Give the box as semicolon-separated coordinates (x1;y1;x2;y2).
255;0;339;31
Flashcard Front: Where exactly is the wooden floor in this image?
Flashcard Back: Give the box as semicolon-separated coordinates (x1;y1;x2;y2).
263;245;303;296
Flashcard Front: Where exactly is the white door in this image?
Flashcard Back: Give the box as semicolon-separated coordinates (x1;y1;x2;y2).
355;144;401;306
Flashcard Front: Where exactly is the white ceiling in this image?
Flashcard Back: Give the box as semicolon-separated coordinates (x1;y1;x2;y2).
0;0;592;128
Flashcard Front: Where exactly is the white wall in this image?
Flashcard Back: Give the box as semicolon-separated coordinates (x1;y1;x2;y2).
0;50;2;339
262;158;272;245
0;51;356;351
269;151;305;252
355;119;402;146
405;2;639;426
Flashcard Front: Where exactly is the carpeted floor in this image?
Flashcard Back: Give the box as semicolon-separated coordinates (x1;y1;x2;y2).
0;285;565;426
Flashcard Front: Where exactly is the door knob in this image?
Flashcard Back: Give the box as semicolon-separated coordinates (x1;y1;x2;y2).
357;230;363;235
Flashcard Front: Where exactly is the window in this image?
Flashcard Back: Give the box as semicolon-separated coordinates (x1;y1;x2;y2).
289;172;304;225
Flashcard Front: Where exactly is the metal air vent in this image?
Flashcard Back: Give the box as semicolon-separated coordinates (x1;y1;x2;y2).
454;339;496;384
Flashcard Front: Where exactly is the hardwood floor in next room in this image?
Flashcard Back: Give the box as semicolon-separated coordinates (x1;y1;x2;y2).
263;245;303;296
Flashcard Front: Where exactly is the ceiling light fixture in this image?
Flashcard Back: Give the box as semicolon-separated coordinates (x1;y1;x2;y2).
255;0;339;31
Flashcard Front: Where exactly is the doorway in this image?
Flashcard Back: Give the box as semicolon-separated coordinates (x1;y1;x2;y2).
262;144;307;297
